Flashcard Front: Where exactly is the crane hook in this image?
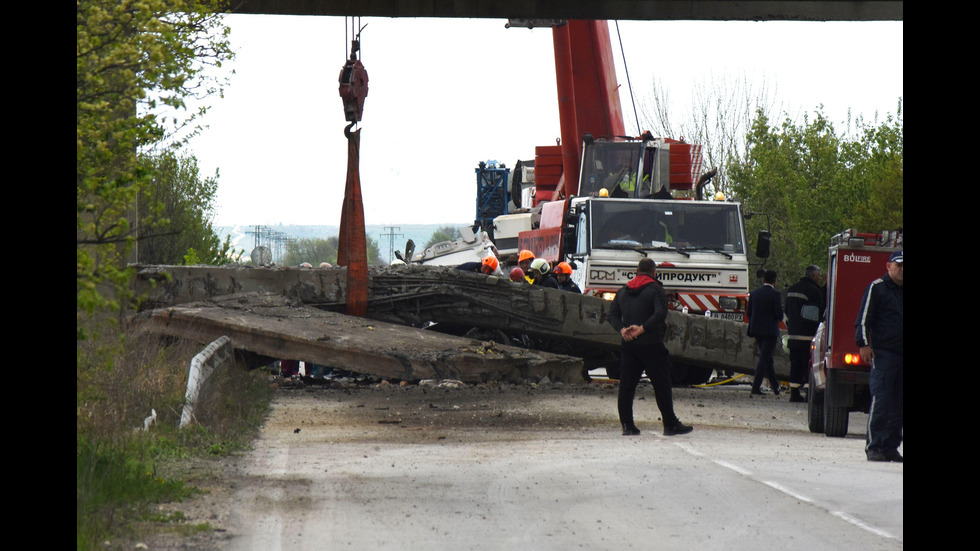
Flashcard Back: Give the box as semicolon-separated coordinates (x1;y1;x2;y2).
339;27;369;129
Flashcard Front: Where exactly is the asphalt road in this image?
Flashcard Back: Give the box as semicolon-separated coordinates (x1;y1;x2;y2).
217;381;902;551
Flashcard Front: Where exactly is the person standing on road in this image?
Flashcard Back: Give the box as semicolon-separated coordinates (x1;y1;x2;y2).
785;265;826;402
856;250;903;463
747;270;784;396
608;258;693;436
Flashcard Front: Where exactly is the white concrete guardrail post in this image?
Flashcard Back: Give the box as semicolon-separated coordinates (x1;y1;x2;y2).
180;336;232;428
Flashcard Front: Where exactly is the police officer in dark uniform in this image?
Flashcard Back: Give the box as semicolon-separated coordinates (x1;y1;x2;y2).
856;250;903;462
608;258;693;436
747;270;784;396
553;262;582;293
785;265;826;402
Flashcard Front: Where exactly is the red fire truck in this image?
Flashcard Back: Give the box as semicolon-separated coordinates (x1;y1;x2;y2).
807;228;903;437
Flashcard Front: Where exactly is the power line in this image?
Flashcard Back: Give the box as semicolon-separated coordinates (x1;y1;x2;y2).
247;225;293;264
380;226;403;263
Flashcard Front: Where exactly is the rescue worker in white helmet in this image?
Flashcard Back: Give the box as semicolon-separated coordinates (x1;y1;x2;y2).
528;258;559;289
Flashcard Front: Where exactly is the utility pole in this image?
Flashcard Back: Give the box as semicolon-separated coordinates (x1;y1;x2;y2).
380;226;403;264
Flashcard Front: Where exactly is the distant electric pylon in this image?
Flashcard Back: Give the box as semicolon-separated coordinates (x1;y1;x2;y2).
380;226;403;264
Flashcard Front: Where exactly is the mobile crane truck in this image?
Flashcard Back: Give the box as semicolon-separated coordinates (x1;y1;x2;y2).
412;20;784;383
514;133;773;383
496;20;775;383
520;133;770;316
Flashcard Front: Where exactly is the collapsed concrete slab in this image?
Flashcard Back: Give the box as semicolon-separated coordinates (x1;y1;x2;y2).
132;292;585;384
134;264;791;382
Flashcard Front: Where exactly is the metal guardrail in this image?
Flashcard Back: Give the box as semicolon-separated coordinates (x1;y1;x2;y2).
179;336;232;428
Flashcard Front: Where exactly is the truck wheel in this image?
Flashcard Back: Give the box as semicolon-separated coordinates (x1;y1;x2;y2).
823;379;850;437
807;368;824;434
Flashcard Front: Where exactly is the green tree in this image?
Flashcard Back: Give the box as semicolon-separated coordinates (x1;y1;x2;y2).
77;3;235;546
728;102;903;282
424;225;463;249
77;0;233;326
283;235;383;267
365;235;383;266
284;237;339;267
843;106;904;232
138;151;240;265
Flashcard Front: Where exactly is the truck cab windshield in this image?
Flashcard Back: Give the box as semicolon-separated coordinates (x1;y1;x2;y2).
579;142;644;198
588;199;745;254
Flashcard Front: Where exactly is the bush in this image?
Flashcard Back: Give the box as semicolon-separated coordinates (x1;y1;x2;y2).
77;324;273;549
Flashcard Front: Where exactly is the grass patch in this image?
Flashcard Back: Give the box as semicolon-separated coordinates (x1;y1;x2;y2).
77;323;274;550
76;435;196;548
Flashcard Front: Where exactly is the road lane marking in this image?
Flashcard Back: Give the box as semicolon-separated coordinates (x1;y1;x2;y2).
671;442;704;457
668;440;899;542
832;511;897;539
711;459;752;476
761;480;814;503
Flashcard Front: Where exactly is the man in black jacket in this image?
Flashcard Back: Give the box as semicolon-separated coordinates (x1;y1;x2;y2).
608;258;693;436
747;270;784;396
856;250;903;462
785;265;825;402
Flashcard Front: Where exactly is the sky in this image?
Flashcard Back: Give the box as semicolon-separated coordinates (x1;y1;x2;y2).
175;16;903;228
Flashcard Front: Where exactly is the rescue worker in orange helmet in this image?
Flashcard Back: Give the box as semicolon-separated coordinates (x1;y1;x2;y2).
518;250;536;283
554;261;582;293
481;255;499;274
518;250;535;273
456;254;498;275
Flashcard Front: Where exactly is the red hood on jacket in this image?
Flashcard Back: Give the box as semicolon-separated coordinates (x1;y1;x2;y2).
627;274;658;290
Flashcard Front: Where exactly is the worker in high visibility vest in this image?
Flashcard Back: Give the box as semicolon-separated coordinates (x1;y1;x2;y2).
518;249;536;284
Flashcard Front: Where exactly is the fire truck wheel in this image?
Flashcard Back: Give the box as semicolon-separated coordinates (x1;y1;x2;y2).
807;368;825;434
823;379;850;437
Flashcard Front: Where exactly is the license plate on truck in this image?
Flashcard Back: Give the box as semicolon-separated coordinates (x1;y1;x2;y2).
711;312;744;322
